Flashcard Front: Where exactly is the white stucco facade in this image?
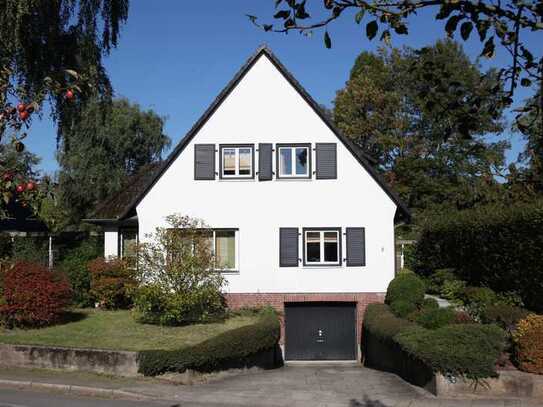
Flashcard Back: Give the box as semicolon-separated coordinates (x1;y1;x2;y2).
133;51;400;295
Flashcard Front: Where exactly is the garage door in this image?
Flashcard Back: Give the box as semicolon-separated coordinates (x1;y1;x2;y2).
285;302;356;360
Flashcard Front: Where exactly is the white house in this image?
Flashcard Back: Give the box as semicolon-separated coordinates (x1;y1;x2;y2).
89;46;410;361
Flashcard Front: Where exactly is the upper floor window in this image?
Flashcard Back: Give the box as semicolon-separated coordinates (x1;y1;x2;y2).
277;144;311;179
220;145;254;179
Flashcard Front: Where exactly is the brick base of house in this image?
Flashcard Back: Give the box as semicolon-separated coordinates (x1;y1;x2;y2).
225;292;385;347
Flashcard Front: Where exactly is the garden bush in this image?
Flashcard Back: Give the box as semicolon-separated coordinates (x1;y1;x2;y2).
461;286;497;319
421;297;439;310
413;307;456;330
58;239;101;307
414;201;543;312
0;262;72;327
512;314;543;374
134;215;226;325
137;308;281;376
88;257;136;309
439;279;466;304
385;273;425;308
396;323;505;380
481;304;529;332
390;300;417;318
363;304;505;380
426;269;457;295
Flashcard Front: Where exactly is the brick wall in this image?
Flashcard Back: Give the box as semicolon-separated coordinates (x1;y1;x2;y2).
225;292;385;345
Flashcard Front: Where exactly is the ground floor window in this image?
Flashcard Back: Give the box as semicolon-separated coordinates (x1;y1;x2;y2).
118;228;138;261
210;229;237;271
303;228;341;266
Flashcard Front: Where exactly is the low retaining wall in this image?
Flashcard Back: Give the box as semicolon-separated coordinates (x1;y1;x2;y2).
434;370;543;399
362;328;543;399
0;344;139;377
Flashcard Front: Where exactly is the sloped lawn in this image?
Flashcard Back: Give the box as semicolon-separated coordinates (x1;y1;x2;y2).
0;309;258;351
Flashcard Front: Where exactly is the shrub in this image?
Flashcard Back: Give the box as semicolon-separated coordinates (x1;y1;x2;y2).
413;307;456;329
461;286;497;319
414;201;543;312
390;300;417;318
426;269;457;295
385;274;425;307
363;303;416;341
0;262;72;327
453;311;475;324
396;324;505;380
421;297;439;310
439;279;466;304
10;236;48;265
138;308;281;376
513;314;543;374
134;215;226;325
58;239;101;307
88;258;136;309
481;304;529;332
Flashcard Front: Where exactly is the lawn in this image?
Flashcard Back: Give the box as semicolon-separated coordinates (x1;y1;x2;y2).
0;309;258;352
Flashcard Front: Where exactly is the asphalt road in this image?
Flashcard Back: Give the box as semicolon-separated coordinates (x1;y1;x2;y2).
0;389;175;407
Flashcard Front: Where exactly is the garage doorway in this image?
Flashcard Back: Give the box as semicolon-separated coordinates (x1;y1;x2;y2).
284;302;356;361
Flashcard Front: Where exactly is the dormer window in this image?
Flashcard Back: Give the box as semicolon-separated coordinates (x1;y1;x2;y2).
219;144;254;179
277;144;311;179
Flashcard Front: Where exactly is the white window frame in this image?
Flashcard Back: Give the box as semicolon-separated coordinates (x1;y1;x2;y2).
277;144;311;179
303;228;341;266
220;145;254;179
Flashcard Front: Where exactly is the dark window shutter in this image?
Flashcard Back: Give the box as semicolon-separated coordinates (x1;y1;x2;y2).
346;227;365;267
316;143;337;179
258;143;273;181
280;228;299;267
194;144;215;180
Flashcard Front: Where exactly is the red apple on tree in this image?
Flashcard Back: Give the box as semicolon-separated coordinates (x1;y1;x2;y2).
16;184;25;193
26;181;36;191
65;89;74;100
17;103;26;112
19;110;29;120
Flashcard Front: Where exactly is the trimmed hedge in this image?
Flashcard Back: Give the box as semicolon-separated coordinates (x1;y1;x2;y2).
385;273;425;307
363;303;505;380
137;308;281;376
414;201;543;312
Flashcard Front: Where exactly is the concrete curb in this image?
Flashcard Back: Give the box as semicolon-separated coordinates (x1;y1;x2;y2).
0;379;151;401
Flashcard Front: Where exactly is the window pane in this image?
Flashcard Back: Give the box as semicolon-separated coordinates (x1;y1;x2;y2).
295;147;308;175
280;148;292;175
215;231;236;269
223;149;236;175
324;232;338;262
306;231;321;262
238;148;251;175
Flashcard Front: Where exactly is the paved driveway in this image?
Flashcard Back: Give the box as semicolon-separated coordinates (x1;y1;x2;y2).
149;365;540;407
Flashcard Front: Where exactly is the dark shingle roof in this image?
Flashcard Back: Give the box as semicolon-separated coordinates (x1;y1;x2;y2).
102;45;410;223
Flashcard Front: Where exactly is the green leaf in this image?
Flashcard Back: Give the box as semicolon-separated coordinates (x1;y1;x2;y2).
380;30;391;46
366;20;378;40
520;78;531;87
273;10;290;19
394;23;408;35
324;31;332;49
263;24;273;32
355;10;364;24
460;21;473;41
445;15;461;37
476;20;490;41
481;36;495;59
65;69;79;79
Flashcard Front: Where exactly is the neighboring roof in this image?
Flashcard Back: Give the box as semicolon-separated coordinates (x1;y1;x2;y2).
114;45;410;222
88;162;162;222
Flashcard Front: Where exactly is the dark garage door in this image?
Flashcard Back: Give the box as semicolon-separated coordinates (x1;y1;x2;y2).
285;302;356;360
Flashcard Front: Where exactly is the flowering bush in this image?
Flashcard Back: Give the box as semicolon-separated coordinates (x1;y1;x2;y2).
88;258;136;309
513;314;543;374
0;262;72;327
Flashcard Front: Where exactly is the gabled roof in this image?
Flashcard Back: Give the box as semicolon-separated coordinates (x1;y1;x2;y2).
109;45;410;222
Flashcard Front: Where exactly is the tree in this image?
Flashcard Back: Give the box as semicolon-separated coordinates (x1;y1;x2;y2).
58;98;170;223
0;0;129;218
134;214;226;326
334;40;508;214
250;0;543;130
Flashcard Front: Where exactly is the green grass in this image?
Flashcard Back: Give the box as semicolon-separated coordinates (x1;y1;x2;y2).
0;309;259;352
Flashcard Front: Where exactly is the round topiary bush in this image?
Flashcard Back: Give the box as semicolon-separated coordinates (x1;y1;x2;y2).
513;314;543;374
385;273;425;307
0;261;72;328
390;300;417;318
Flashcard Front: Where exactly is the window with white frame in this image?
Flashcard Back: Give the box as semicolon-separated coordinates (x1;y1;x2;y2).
220;145;253;178
277;144;310;178
303;228;341;266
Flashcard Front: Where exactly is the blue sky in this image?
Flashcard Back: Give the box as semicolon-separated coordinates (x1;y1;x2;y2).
27;0;542;174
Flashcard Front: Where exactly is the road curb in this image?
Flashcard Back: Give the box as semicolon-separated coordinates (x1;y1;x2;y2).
0;379;151;401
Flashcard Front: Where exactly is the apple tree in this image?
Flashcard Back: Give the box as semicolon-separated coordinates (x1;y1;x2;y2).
0;0;129;219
